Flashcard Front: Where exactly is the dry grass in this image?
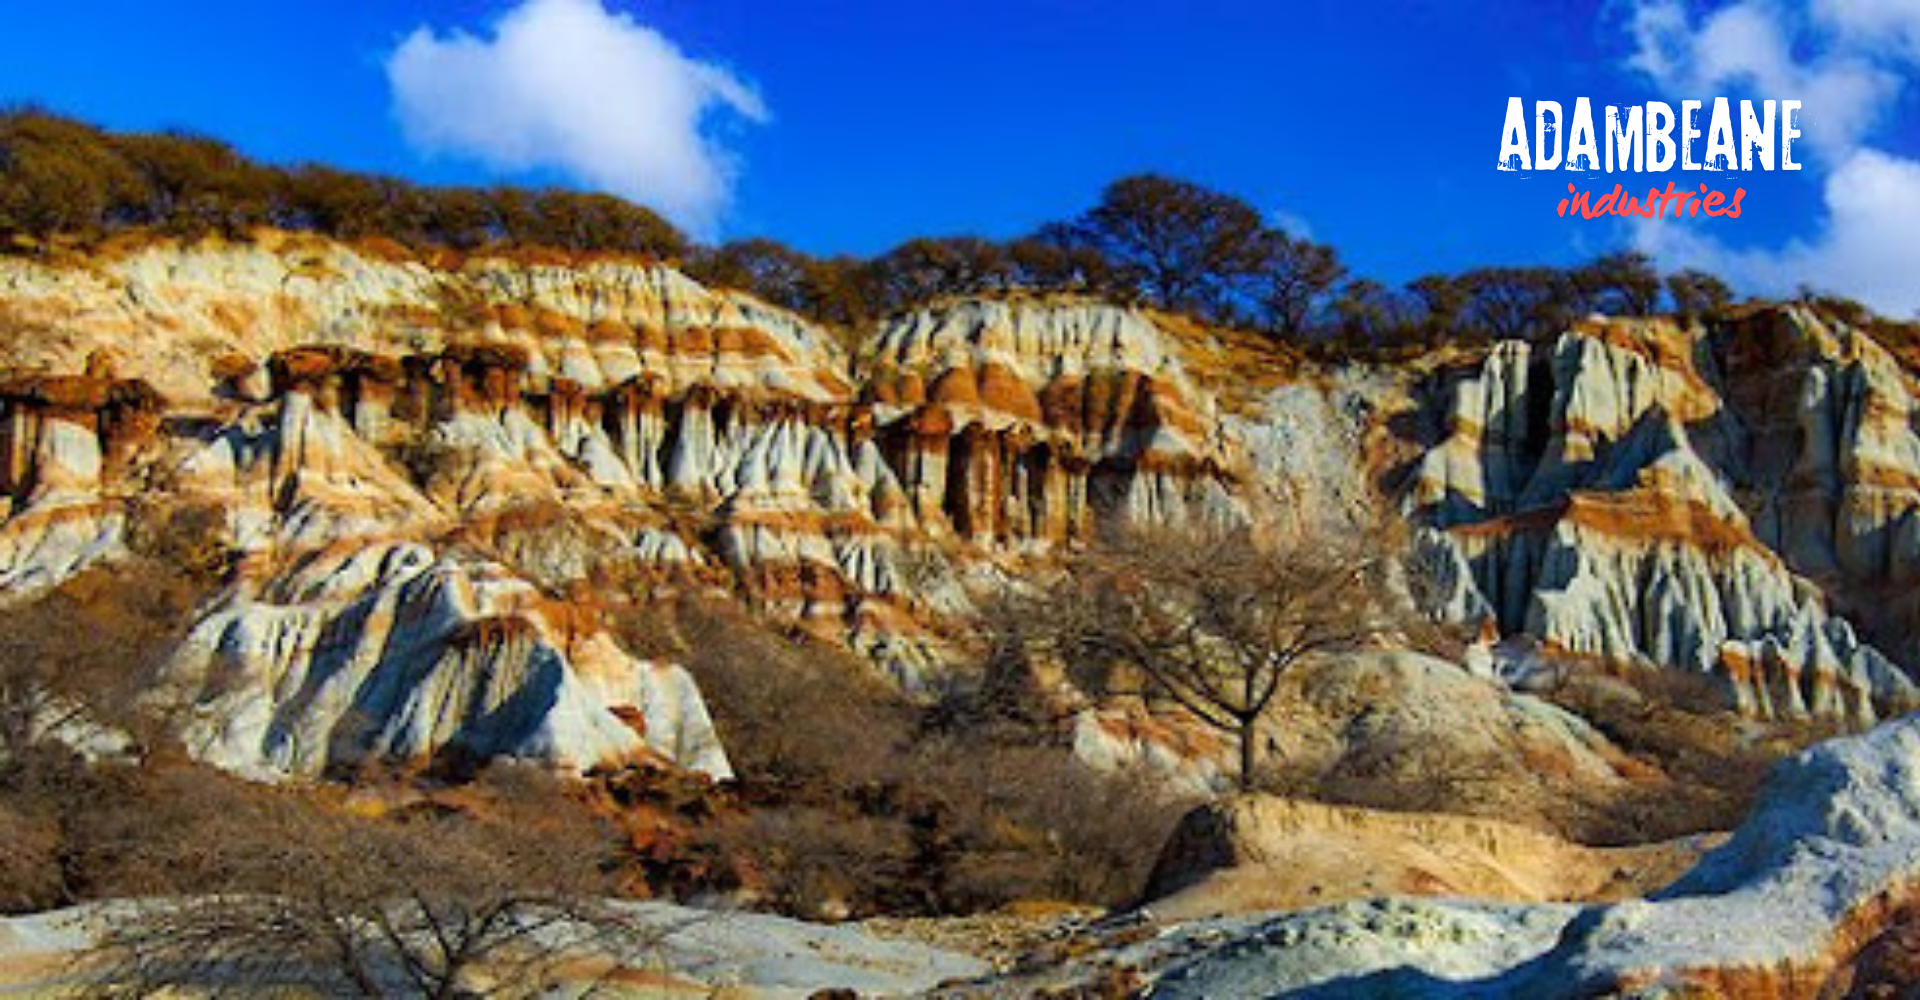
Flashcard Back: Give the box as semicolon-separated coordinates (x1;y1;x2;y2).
1539;663;1842;844
622;598;1184;918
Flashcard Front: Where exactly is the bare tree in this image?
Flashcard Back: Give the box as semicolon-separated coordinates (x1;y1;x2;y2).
1574;250;1662;317
996;527;1397;790
0;557;201;763
1055;174;1275;325
1254;230;1347;338
88;772;670;999
1666;268;1734;321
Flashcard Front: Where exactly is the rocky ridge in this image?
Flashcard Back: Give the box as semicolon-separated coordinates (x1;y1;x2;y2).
0;236;1248;779
0;235;1916;781
1409;308;1920;726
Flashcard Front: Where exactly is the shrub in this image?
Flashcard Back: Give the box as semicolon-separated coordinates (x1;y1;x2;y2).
0;557;205;758
83;762;649;1000
0;110;688;262
1540;664;1840;844
0;556;221;909
0;801;64;912
633;599;1183;917
124;501;231;584
667;600;912;796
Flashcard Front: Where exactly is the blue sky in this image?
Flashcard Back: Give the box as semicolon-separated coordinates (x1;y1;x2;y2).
1;1;1915;310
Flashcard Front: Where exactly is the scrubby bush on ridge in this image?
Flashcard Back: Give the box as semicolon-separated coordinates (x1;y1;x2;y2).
10;108;1877;366
0;109;688;261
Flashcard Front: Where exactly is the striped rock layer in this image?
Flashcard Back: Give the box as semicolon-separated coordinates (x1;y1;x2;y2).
1;236;1917;777
0;238;1243;778
1409;307;1920;726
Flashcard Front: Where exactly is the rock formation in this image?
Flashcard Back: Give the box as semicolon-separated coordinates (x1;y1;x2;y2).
1141;794;1704;921
0;237;1250;779
155;541;731;781
1;234;1917;780
942;711;1920;998
1409;309;1920;725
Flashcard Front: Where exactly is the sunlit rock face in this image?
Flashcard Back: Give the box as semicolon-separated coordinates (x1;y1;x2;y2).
157;541;730;781
0;371;162;596
0;237;1250;778
1009;713;1920;999
2;236;1918;777
1409;307;1920;724
865;298;1246;546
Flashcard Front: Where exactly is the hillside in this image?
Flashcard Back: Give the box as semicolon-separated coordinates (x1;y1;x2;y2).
1;232;1919;993
0;234;1912;765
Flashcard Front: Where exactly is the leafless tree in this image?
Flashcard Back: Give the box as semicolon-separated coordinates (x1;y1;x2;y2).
88;773;672;999
0;558;200;763
995;526;1398;790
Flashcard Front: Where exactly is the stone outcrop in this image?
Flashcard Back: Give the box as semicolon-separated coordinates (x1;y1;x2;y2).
1409;309;1920;724
0;238;1249;778
2;236;1919;778
866;298;1244;543
155;541;730;781
1141;795;1704;921
1497;712;1920;997
946;712;1920;998
0;372;161;596
1263;650;1641;823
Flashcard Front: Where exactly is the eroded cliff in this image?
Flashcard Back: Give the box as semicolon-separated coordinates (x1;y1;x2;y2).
0;234;1913;781
1409;308;1920;725
0;236;1253;779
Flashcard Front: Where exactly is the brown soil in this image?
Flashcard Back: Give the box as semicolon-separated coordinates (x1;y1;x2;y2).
1143;795;1713;922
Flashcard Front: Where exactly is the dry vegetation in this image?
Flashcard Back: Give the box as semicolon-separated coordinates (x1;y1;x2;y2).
618;598;1186;919
2;109;1772;357
0;464;1862;982
0;505;1854;955
0;528;1180;950
0;558;664;997
0;110;686;262
1537;663;1843;844
986;525;1404;791
0;559;196;764
89;768;655;999
1238;652;1842;849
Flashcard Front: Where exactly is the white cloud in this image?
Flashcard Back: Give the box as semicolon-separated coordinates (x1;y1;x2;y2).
1622;0;1920;314
1627;0;1896;153
1268;209;1314;240
1814;0;1920;62
386;0;767;236
1636;148;1920;315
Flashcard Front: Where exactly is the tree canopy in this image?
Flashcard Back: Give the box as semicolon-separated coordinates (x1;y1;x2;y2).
0;109;1791;352
0;110;687;260
989;526;1402;790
